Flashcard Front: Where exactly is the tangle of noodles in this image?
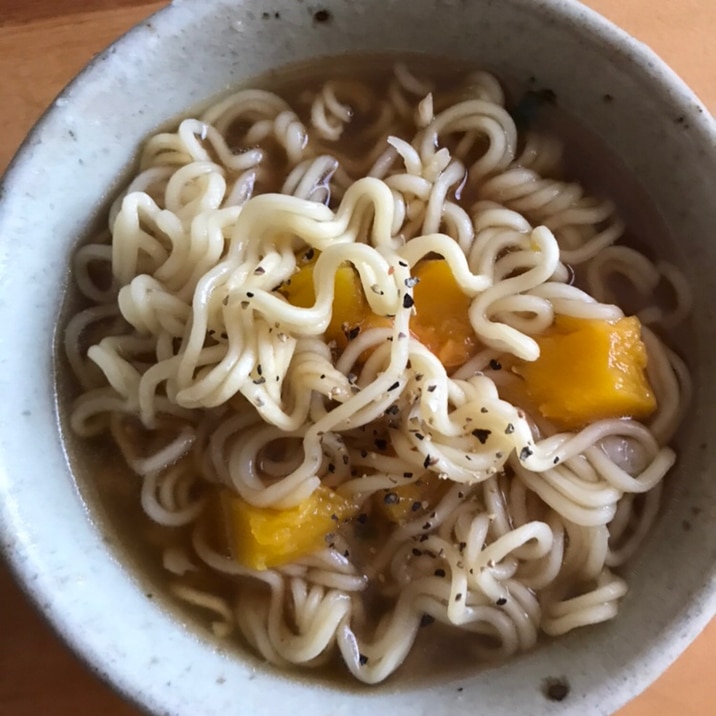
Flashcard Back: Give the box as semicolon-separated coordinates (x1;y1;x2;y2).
64;60;690;684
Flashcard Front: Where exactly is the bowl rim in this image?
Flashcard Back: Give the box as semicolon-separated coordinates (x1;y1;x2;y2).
1;0;716;714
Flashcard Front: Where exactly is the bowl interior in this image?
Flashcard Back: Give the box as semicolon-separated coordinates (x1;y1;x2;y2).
1;1;716;714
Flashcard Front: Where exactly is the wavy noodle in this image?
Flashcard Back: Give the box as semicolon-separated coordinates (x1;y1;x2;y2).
65;61;689;684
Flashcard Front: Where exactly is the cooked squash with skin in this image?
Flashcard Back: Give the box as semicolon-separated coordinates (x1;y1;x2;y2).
221;486;358;570
281;257;479;367
515;315;657;430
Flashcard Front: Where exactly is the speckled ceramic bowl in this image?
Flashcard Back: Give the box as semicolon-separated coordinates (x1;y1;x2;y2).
1;0;715;714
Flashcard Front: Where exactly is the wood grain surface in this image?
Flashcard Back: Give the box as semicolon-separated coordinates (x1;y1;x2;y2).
0;1;714;714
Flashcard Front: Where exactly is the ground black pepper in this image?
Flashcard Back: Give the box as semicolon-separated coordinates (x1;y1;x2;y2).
420;614;435;627
472;428;491;444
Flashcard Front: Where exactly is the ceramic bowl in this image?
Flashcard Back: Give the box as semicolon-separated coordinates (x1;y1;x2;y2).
1;1;715;714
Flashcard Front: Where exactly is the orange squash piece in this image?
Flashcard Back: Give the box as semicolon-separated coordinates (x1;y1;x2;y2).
514;315;657;429
281;256;479;368
220;486;358;571
411;260;480;369
279;260;370;348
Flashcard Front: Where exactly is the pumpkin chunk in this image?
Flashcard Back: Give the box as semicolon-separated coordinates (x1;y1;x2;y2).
412;260;480;369
514;315;657;430
280;261;369;347
221;486;358;571
281;257;479;367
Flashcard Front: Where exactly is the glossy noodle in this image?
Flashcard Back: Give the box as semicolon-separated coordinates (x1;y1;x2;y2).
65;60;691;684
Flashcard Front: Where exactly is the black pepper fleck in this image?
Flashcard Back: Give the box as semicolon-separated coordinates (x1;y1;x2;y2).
344;325;361;341
472;428;491;444
420;613;435;627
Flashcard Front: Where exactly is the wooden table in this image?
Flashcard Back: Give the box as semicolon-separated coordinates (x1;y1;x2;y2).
0;1;714;714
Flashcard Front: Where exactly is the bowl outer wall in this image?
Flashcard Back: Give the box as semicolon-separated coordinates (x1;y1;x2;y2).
1;0;716;714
